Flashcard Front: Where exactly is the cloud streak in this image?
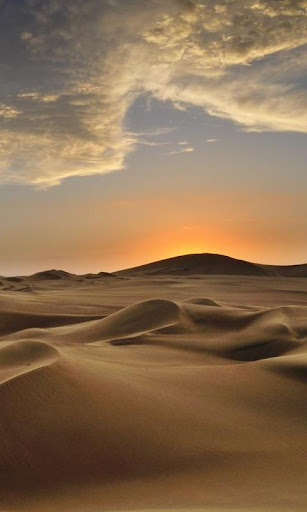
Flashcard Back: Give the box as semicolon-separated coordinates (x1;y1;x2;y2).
0;0;306;185
168;146;195;155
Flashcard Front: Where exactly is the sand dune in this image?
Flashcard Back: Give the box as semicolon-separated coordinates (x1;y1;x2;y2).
183;296;220;306
0;340;59;384
1;254;306;293
0;274;306;512
6;299;304;355
0;310;101;337
31;269;74;281
30;269;118;281
117;252;307;277
0;268;119;295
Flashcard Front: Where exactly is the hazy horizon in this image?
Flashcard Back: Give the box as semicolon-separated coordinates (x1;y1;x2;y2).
1;249;307;278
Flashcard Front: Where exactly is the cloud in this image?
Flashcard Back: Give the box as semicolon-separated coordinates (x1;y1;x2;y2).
17;91;59;102
0;104;21;119
168;146;194;155
206;138;219;143
0;0;306;185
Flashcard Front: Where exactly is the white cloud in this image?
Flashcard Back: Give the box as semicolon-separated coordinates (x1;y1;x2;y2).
206;138;219;143
0;0;306;185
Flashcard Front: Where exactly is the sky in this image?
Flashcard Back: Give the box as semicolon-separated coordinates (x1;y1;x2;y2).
0;0;306;275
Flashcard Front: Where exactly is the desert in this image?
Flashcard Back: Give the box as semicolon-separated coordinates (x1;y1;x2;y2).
1;1;307;511
0;254;306;512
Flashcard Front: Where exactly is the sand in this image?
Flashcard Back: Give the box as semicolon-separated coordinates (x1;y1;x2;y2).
0;269;306;512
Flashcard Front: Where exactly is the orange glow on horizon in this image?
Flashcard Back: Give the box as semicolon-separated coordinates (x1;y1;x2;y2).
3;189;305;276
122;227;264;270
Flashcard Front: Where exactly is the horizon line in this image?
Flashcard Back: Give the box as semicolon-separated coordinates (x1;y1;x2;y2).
1;251;307;278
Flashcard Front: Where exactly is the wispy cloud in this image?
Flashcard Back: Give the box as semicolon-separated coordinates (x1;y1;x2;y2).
168;146;195;156
0;104;21;119
206;138;219;143
17;91;59;102
0;0;306;185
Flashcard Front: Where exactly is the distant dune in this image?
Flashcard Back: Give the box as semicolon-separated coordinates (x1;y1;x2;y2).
30;269;117;281
31;269;75;281
1;255;306;286
0;268;119;293
117;253;307;277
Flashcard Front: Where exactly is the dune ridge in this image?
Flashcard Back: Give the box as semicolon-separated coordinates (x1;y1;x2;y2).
117;253;307;277
5;299;305;358
1;255;307;294
0;340;59;384
0;310;102;337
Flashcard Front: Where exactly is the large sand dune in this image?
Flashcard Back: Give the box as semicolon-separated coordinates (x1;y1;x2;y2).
0;271;306;512
117;253;307;277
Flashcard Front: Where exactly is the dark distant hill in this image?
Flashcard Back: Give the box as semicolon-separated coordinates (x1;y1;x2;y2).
1;269;119;282
261;264;307;278
30;269;117;281
30;269;74;280
116;253;307;277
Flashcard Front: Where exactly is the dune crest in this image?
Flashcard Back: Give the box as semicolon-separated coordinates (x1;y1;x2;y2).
117;253;307;277
3;299;304;362
0;340;59;384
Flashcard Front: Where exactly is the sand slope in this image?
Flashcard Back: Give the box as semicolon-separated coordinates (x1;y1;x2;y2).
0;275;306;512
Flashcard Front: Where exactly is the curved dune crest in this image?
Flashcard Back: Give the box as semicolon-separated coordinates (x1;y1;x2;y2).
0;310;101;337
104;302;305;362
182;297;220;307
91;299;181;342
9;299;182;345
3;300;304;361
264;353;307;381
0;340;59;383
